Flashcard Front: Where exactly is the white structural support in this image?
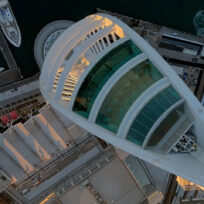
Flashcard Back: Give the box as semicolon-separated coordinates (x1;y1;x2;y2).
47;18;105;92
40;16;99;89
69;36;129;109
54;24;116;100
40;13;204;187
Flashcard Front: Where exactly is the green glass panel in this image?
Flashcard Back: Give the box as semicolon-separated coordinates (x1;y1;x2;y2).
96;60;163;133
127;86;181;146
147;104;184;146
73;40;142;118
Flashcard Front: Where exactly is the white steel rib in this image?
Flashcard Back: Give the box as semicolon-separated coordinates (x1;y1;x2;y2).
40;13;204;187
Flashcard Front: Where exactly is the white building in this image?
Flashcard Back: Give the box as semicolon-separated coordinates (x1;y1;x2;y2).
0;97;165;203
0;104;87;187
34;20;74;69
40;14;204;187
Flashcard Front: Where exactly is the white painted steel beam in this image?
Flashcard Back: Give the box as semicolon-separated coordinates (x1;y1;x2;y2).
69;37;129;109
42;17;108;92
54;25;116;100
40;15;102;87
40;13;204;187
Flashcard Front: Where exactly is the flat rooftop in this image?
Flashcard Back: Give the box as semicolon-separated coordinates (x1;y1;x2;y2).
59;158;146;204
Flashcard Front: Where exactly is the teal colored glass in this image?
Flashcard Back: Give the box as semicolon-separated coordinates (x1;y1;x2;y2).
127;86;181;146
147;104;184;146
73;40;142;118
96;60;163;133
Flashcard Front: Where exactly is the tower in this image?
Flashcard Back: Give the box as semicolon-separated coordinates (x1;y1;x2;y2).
40;14;204;187
34;20;74;69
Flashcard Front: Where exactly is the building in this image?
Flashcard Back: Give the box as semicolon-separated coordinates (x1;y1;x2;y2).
1;10;204;204
40;13;204;188
0;101;164;204
34;20;74;69
0;40;164;204
97;8;204;101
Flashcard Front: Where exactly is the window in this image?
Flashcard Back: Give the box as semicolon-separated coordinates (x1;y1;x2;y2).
96;60;163;133
73;40;142;118
127;86;181;146
147;104;184;146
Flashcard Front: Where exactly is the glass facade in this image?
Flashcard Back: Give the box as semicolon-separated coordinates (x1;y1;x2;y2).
147;104;184;146
96;60;163;133
127;86;181;146
73;40;142;118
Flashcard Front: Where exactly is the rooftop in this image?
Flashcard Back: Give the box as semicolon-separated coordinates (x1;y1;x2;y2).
59;158;146;204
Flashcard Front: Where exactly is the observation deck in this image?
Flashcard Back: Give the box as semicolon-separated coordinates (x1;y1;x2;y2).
40;14;204;187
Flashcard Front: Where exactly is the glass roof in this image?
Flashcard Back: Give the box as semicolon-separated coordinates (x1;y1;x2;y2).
96;60;163;133
73;40;142;118
127;86;182;146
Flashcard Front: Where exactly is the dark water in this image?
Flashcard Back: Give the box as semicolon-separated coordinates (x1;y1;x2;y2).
1;0;204;78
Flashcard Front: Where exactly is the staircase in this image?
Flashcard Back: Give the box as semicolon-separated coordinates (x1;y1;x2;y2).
53;70;79;102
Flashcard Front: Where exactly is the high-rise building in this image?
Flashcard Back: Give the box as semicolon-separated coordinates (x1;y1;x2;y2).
40;13;204;187
34;20;74;69
0;13;170;203
0;90;164;203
